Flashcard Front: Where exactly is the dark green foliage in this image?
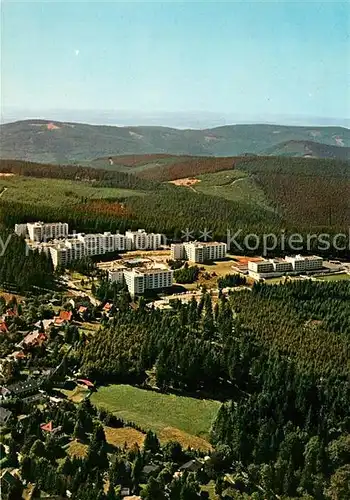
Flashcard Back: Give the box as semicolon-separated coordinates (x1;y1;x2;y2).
0;230;54;292
218;274;247;288
174;265;200;284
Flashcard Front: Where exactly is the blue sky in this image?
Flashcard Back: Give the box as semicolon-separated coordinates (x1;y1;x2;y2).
1;1;349;126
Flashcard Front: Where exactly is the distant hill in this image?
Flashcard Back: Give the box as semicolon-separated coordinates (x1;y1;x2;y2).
264;140;350;160
1;119;349;163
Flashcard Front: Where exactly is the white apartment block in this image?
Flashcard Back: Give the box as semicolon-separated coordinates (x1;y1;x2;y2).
171;243;185;261
125;229;163;250
77;232;125;257
27;222;69;242
49;239;85;268
271;259;293;273
248;255;324;280
248;260;274;274
171;241;227;263
14;224;28;238
285;255;323;272
18;222;167;268
123;268;173;297
108;268;126;284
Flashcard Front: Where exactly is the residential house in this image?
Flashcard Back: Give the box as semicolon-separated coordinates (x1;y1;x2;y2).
102;303;113;314
0;321;9;334
22;330;47;348
40;421;63;434
78;306;88;320
34;319;55;332
54;310;73;326
178;459;203;473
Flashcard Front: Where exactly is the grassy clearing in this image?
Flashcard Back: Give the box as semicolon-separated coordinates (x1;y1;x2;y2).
59;386;90;403
195;170;273;210
0;175;145;207
91;385;220;451
104;425;145;449
315;273;350;281
158;427;212;452
67;439;88;458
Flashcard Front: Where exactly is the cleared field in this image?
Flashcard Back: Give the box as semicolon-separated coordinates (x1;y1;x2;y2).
315;273;350;281
104;425;145;449
91;155;186;174
91;384;220;451
67;439;88;458
59;386;90;403
195;170;274;210
0;175;144;206
138;156;238;182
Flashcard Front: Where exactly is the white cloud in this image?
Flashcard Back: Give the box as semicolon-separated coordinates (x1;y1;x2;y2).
75;49;80;56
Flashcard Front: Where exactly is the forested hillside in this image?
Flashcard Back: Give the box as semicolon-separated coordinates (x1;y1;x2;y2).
1;120;349;163
0;159;158;191
1;156;349;256
238;157;350;227
69;281;350;498
264;139;350;159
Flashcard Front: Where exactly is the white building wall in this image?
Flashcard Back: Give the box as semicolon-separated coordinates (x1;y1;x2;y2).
171;244;185;260
14;224;28;238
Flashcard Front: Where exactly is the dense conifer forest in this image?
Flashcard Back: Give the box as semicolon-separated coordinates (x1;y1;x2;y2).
0;230;54;292
69;281;350;498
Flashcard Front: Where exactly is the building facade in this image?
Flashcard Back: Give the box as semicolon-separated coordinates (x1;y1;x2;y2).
20;222;165;268
171;241;227;263
27;222;69;242
248;255;324;280
285;255;323;272
125;229;163;251
108;268;126;284
123;268;173;297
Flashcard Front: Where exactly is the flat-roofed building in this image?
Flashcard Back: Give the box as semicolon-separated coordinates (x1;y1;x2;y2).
172;241;227;263
108;268;126;284
17;222;166;268
248;255;324;280
248;260;274;274
48;238;85;268
285;255;323;272
271;259;293;273
304;255;324;270
125;229;163;251
123;268;173;297
27;222;69;242
14;223;28;238
171;243;185;261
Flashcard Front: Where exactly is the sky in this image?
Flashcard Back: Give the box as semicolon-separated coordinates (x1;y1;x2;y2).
1;1;349;127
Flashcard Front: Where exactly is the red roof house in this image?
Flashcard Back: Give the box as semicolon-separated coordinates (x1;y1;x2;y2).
23;331;47;347
40;421;53;432
54;310;73;326
59;310;73;322
76;379;95;388
0;321;9;334
15;351;26;360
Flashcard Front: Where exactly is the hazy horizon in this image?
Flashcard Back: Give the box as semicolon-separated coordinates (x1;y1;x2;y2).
1;108;349;130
